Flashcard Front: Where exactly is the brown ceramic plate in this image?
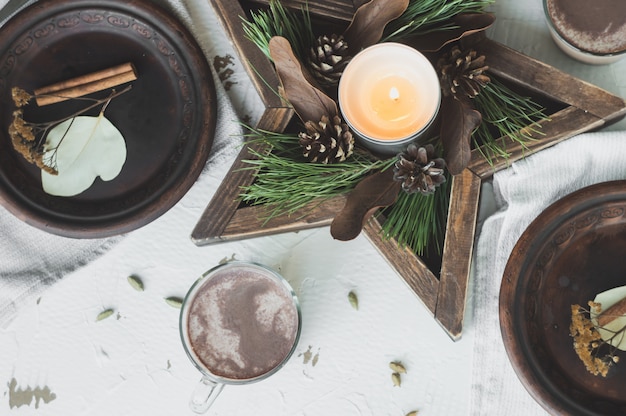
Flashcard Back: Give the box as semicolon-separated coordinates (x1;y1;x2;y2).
500;180;626;415
0;0;216;237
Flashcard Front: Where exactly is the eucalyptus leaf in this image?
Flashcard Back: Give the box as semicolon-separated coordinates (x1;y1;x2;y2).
593;286;626;351
41;114;126;197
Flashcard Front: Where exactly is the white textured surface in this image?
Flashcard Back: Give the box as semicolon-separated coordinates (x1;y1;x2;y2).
1;0;625;415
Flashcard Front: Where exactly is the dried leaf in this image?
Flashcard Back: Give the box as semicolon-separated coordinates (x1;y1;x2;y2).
331;169;401;241
407;13;496;52
41;114;126;196
269;36;337;123
344;0;409;52
440;96;482;175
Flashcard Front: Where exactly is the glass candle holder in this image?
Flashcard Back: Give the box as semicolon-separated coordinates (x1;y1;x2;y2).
338;42;441;155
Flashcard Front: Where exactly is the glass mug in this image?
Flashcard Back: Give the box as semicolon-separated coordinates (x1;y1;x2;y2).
179;261;302;413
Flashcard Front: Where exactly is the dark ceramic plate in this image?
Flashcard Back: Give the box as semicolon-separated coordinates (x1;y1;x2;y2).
0;0;216;237
500;180;626;415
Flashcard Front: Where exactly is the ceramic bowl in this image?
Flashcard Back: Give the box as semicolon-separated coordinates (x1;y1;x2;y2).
500;180;626;415
543;0;626;65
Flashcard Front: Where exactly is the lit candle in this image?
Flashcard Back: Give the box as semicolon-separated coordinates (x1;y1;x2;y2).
338;43;441;155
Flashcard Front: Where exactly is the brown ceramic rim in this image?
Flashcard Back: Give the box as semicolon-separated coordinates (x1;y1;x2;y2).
179;261;302;385
0;0;217;237
500;180;626;415
542;0;626;59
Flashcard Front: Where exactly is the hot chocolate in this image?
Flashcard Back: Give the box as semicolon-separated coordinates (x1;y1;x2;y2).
184;263;300;381
546;0;626;55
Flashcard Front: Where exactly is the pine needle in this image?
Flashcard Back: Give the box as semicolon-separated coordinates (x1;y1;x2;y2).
380;175;450;257
472;79;547;165
242;0;315;62
239;127;394;220
383;0;494;42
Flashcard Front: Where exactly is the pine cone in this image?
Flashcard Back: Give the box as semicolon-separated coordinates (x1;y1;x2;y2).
298;115;354;164
308;34;351;87
437;46;490;99
393;144;446;194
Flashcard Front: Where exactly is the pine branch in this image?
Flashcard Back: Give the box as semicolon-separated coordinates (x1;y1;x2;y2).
472;79;547;165
383;0;494;42
242;0;315;62
239;127;393;219
380;173;450;257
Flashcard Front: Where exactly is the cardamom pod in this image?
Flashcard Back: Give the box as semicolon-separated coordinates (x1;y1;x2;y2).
348;291;358;310
391;372;401;387
96;308;114;322
165;296;183;309
389;361;407;374
127;274;144;291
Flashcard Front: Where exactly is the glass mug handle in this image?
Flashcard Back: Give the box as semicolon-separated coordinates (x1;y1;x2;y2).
189;376;225;413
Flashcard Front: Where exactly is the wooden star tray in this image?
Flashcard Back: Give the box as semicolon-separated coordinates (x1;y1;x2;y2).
192;0;626;340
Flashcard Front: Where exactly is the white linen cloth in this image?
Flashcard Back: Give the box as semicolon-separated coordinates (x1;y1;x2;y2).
0;0;250;327
470;130;626;415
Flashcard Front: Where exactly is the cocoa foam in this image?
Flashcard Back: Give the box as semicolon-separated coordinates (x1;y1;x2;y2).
186;265;299;380
546;0;626;54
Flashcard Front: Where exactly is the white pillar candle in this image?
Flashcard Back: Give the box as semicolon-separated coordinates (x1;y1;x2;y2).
338;43;441;155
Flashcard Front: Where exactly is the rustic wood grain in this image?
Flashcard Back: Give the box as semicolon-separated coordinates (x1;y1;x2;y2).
468;106;606;179
190;106;293;245
209;0;284;110
193;0;626;340
435;170;481;340
474;38;626;122
219;195;345;241
363;217;439;315
247;0;357;22
193;0;295;244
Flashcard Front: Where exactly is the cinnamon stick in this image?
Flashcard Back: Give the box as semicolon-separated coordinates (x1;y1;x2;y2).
34;62;137;106
597;295;626;327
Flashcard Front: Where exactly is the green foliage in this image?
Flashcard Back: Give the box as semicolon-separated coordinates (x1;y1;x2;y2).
242;0;315;62
240;127;394;220
472;79;546;164
383;0;494;41
238;0;546;258
380;173;450;257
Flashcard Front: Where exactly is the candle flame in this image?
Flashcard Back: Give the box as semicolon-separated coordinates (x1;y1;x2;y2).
389;86;400;101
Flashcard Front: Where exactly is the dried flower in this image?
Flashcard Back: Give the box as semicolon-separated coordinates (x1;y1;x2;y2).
11;87;32;107
7;86;131;174
570;302;621;377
